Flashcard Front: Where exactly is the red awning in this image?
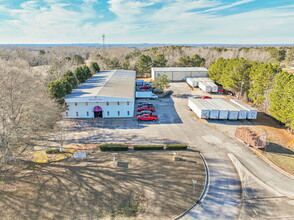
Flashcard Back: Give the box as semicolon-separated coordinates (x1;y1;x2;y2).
94;106;102;112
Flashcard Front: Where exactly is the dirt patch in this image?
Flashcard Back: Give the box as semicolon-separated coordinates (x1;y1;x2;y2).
0;150;205;220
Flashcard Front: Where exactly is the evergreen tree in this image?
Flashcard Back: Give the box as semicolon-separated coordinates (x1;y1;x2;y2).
134;55;152;74
153;54;167;67
89;62;100;74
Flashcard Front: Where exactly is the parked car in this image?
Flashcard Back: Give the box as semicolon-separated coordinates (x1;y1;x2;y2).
137;110;153;116
137;106;156;112
201;96;212;99
140;86;153;90
150;94;158;100
138;103;154;108
138;101;150;105
137;114;158;121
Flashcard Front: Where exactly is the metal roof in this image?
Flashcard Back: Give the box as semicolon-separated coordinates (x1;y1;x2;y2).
230;99;257;111
186;77;213;82
152;67;208;72
189;98;210;110
65;70;136;100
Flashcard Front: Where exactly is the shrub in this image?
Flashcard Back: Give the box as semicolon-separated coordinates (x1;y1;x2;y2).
165;144;188;150
46;148;61;154
99;144;129;151
133;145;164;150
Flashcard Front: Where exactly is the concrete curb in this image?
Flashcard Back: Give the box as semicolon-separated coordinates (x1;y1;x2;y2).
250;148;294;180
173;152;210;220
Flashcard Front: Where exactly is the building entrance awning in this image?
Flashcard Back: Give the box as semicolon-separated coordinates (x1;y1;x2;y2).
94;106;102;112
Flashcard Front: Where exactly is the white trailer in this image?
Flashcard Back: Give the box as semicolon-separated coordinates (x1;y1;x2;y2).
209;99;229;119
217;99;239;120
207;82;218;93
136;91;157;99
188;98;210;119
186;78;198;87
198;81;212;93
230;99;258;119
201;100;219;119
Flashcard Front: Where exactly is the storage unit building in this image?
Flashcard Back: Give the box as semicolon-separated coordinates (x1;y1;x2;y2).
230;99;258;119
64;70;136;119
152;67;208;81
188;98;210;119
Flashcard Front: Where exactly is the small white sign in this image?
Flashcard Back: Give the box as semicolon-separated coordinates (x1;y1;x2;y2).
74;152;87;159
192;179;197;184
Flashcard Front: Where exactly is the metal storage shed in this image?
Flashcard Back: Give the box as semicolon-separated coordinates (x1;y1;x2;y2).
206;82;219;93
221;99;247;119
151;67;208;81
201;100;220;119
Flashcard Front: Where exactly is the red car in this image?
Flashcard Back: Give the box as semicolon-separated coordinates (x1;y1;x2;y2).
137;106;156;112
140;86;153;90
137;114;158;121
201;96;212;99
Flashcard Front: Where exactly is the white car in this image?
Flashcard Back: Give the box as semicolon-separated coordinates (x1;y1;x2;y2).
150;94;158;100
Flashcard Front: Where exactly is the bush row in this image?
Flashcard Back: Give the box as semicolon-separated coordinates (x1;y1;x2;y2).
99;144;188;151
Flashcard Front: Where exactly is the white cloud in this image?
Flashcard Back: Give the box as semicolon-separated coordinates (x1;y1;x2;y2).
0;0;293;44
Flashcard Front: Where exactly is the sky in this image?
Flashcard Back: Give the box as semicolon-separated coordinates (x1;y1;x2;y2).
0;0;293;44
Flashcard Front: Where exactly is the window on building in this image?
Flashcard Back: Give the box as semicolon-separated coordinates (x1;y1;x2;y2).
107;111;110;116
127;101;129;105
76;112;78;116
118;111;120;116
127;111;130;116
107;102;109;105
75;103;77;106
86;102;88;106
87;112;89;116
117;102;120;105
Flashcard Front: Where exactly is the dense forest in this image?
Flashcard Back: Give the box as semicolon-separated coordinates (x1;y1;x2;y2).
0;45;293;162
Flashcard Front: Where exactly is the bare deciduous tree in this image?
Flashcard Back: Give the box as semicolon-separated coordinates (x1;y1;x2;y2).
0;59;62;163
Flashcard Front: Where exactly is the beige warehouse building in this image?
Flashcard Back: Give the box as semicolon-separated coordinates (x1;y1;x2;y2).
151;67;208;81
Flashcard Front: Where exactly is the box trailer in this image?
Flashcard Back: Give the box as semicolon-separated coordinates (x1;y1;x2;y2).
230;99;258;119
198;81;212;93
201;100;219;119
217;99;239;120
207;82;219;93
209;99;229;119
221;99;247;119
188;98;210;119
186;78;198;87
136;91;153;98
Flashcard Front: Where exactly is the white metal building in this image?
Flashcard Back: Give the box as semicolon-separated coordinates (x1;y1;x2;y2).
64;70;136;118
230;99;258;119
151;67;208;81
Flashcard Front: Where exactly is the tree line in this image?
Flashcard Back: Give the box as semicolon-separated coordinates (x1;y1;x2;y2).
48;62;100;100
209;58;294;131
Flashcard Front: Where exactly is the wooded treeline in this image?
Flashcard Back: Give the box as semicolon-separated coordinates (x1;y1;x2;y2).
209;58;294;131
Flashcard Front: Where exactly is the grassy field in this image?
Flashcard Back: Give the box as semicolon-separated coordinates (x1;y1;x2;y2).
0;149;205;220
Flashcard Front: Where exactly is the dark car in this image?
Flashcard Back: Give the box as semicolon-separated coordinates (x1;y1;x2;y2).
138;103;154;108
138;101;150;105
137;106;156;112
137;110;153;116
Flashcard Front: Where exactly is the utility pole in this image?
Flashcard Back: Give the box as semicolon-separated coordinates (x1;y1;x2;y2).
102;34;105;47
